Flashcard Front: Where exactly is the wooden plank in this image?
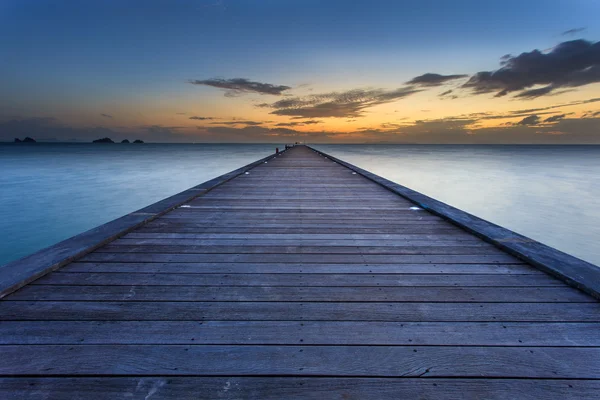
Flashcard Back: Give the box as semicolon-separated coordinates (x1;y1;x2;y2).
34;272;560;287
61;262;539;274
124;232;478;240
135;226;469;234
78;253;521;264
96;244;506;255
1;345;600;378
9;285;591;302
2;301;599;321
2;321;600;346
0;377;596;400
112;238;488;247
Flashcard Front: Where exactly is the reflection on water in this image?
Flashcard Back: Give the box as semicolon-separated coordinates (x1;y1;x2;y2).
314;144;600;267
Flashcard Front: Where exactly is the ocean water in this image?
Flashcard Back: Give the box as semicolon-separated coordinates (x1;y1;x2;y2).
0;143;275;265
0;143;599;267
313;144;600;267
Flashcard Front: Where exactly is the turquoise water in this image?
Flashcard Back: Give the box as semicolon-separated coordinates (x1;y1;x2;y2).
0;143;275;265
1;143;599;266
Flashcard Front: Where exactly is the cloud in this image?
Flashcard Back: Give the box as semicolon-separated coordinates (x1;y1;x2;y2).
543;114;567;123
562;28;586;36
189;116;215;120
275;120;322;127
462;39;600;98
188;78;291;96
196;125;343;142
510;97;600;114
100;113;113;118
516;115;540;125
406;73;468;87
209;120;263;126
259;87;422;118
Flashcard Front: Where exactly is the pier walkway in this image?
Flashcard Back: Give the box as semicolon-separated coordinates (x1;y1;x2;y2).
1;145;600;398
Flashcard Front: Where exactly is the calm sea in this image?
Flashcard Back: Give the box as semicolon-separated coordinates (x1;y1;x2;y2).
1;143;599;267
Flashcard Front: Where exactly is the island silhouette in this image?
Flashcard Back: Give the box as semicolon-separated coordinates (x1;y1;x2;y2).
92;138;144;143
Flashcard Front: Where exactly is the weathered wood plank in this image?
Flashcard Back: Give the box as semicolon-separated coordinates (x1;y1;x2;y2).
2;321;600;346
2;301;599;321
9;285;590;302
1;345;600;378
96;244;506;255
124;232;477;240
78;253;521;264
34;272;560;286
112;238;486;247
61;262;538;275
0;377;595;400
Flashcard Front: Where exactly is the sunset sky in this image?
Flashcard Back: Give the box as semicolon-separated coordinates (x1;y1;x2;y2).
1;0;600;143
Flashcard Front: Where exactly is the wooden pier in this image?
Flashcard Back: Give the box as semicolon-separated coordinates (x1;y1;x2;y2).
1;145;600;399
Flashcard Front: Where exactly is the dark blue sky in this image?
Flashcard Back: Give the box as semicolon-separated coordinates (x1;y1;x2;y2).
1;0;599;143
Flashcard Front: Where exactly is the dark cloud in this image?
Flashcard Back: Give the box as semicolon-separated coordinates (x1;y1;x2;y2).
209;120;263;126
439;89;454;96
259;87;422;118
543;114;567;123
562;28;586;36
462;39;600;98
275;120;322;127
406;73;468;87
516;115;540;126
465;110;557;121
188;78;291;96
100;113;113;118
189;116;214;120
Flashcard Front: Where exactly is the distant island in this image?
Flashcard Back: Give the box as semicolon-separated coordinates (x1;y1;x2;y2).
14;137;36;143
92;137;114;143
93;137;144;144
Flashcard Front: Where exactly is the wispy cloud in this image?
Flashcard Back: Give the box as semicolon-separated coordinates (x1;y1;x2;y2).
100;113;113;118
188;78;291;96
406;73;468;87
189;116;215;120
275;120;322;127
562;27;586;36
258;87;422;118
209;120;264;126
